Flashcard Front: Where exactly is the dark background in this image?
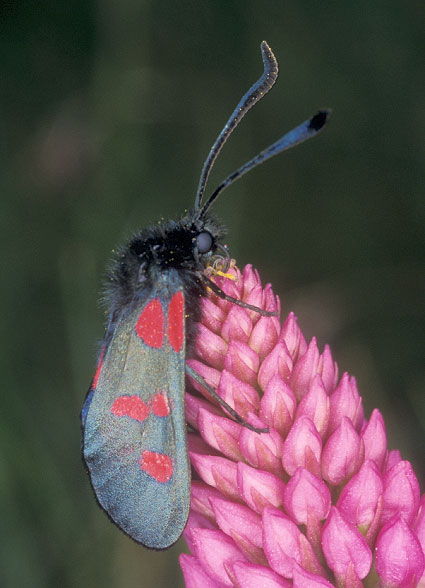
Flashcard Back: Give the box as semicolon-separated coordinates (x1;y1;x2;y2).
2;2;425;587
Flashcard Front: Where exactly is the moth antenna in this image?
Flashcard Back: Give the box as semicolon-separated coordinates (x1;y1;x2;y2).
194;40;278;210
199;109;331;217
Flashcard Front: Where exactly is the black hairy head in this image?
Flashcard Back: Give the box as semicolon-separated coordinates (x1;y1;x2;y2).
103;209;226;314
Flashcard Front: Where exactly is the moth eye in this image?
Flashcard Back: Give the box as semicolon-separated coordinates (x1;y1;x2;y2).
196;231;214;254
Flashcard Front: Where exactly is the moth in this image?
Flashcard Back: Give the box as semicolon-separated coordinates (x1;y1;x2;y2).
81;40;330;549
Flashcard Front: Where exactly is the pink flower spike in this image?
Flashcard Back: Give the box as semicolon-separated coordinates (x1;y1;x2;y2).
337;459;384;535
282;415;322;478
321;417;364;486
280;311;307;361
292;562;335;588
263;506;326;578
259;373;296;437
321;506;372;580
209;496;266;563
375;514;425;588
189;453;240;502
361;408;387;469
223;340;259;386
180;264;425;588
190;527;248;587
257;341;293;392
290;337;321;401
382;460;420;526
295;374;330;437
328;372;364;435
197;407;244;462
249;314;280;359
232;561;291;588
195;323;228;369
239;415;284;476
284;467;331;526
237;462;285;513
179;554;221;588
220;305;252;344
216;370;259;419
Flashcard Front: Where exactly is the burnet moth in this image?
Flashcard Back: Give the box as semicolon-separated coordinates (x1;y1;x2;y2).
81;41;330;550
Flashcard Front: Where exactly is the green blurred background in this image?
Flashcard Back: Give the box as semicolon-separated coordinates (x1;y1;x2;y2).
2;1;425;587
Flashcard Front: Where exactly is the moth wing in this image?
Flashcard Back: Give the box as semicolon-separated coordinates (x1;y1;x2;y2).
82;288;189;549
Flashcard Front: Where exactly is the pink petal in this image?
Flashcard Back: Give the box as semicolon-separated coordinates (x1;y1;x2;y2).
232;561;291;588
382;460;420;526
258;341;293;392
336;459;384;533
184;511;218;552
361;408;387;469
318;344;338;393
290;337;320;401
189;453;240;502
321;506;372;580
244;285;266;321
200;297;226;334
375;514;425;588
295;374;330;437
190;480;224;522
259;374;296;437
220;305;253;344
413;495;425;555
385;449;402;472
195;323;228;369
209;496;266;563
284;467;331;525
190;528;248;587
223;340;259;386
185;392;222;430
237;462;285;513
280;312;307;362
282;415;322;478
239;417;284;477
263;506;325;578
217;370;259;419
328;372;364;435
249;314;280;359
321;417;364;485
186;359;221;396
242;265;261;298
197;407;244;461
179;554;222;588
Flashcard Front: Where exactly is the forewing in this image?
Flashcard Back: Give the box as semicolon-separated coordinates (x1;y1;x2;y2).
82;287;189;549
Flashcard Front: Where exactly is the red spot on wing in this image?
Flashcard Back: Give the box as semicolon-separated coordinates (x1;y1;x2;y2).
135;299;164;348
139;450;173;483
92;346;106;389
151;392;170;417
111;395;150;422
167;291;184;352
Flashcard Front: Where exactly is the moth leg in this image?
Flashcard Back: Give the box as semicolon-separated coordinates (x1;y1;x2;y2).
202;275;278;317
185;364;269;434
